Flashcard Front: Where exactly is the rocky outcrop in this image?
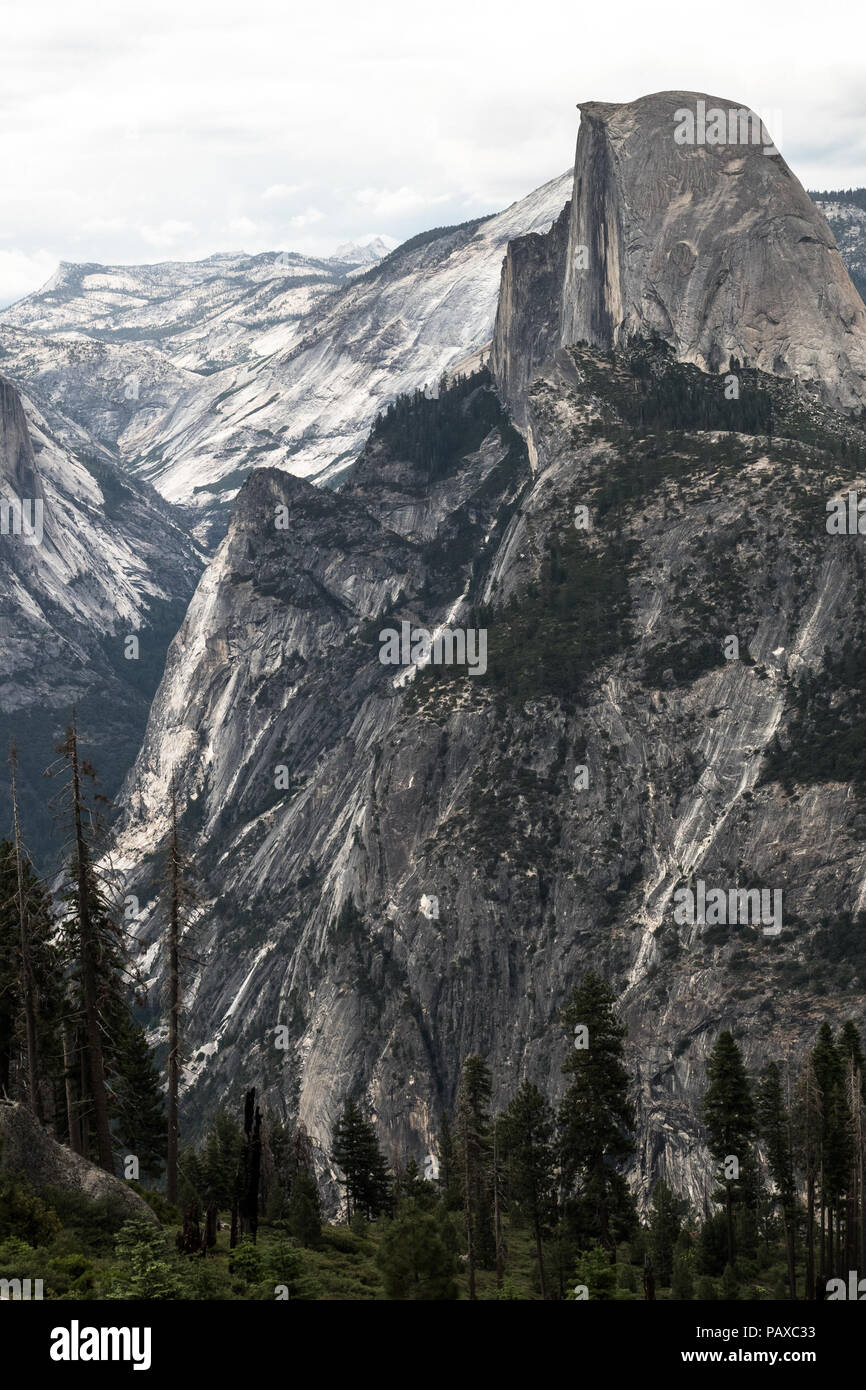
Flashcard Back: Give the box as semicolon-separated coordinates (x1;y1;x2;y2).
491;201;571;434
493;92;866;414
559;92;866;409
0;1101;156;1219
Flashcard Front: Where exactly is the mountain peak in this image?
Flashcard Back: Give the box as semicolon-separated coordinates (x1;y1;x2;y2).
555;90;866;409
330;235;394;265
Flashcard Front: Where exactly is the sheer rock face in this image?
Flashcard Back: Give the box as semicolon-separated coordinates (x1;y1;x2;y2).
555;92;866;409
107;403;534;1185
0;378;43;501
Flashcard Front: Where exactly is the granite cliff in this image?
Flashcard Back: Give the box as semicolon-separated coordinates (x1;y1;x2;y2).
105;96;866;1207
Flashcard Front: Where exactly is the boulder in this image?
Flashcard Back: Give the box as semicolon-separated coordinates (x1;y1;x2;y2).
0;1101;158;1222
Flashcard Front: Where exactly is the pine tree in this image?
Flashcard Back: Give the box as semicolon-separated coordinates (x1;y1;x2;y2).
0;845;19;1098
0;834;61;1115
648;1179;687;1286
376;1199;458;1300
491;1116;505;1290
757;1060;797;1299
261;1112;292;1220
395;1156;435;1209
53;721;123;1172
671;1231;695;1300
332;1098;364;1222
331;1099;391;1221
702;1031;755;1268
558;971;636;1248
501;1079;556;1298
838;1020;865;1074
841;1047;865;1275
7;744;40;1115
720;1262;739;1300
112;1017;166;1183
287;1166;322;1247
572;1242;617;1299
454;1054;494;1300
112;1214;184;1299
812;1023;851;1278
838;1020;866;1271
437;1110;461;1210
199;1108;244;1208
793;1058;821;1299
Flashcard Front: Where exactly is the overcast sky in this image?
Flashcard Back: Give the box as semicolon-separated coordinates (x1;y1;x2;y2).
1;0;864;305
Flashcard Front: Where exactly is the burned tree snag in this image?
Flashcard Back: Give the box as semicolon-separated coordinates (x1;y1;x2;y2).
232;1087;264;1247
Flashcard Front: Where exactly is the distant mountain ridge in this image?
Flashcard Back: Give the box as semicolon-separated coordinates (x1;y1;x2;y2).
331;236;394;265
0;174;573;518
0;373;203;863
811;191;866;304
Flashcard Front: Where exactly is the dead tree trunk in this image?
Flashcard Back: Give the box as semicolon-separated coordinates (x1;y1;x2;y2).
202;1203;218;1254
62;1022;82;1155
176;1203;201;1254
235;1088;263;1244
492;1119;505;1291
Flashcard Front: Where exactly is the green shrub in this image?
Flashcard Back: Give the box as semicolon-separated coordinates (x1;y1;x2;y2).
0;1177;61;1245
571;1243;617;1299
110;1214;185;1300
228;1238;263;1287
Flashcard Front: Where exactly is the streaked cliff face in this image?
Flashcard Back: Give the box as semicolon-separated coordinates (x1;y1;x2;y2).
107;338;866;1208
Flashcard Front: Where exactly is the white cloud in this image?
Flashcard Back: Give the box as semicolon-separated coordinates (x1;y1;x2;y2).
288;207;325;229
262;183;304;200
0;250;59;308
81;216;128;234
140;220;196;247
354;186;452;218
228;216;261;237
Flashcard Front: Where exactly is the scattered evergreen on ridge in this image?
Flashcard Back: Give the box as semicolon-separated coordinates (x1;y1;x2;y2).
368;216;489;271
762;639;866;793
810;188;866;213
371;368;518;484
